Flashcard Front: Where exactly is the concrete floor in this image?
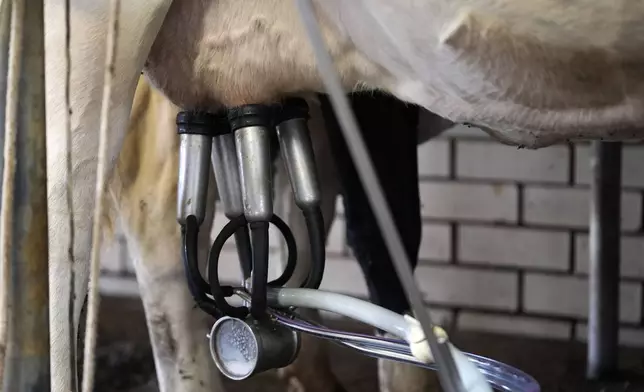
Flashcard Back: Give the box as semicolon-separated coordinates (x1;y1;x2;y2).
93;296;644;392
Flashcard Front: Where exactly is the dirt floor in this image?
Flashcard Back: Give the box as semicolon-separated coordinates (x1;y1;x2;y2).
93;296;644;392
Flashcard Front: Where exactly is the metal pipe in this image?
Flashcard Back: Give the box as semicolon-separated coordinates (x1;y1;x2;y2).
234;125;273;222
275;99;321;211
0;0;11;174
176;133;212;225
2;0;51;390
587;141;622;380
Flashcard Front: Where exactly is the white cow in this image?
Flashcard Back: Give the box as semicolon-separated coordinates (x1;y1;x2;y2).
43;0;644;391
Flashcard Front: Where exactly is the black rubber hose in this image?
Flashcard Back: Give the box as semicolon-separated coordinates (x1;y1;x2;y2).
183;216;211;294
205;213;297;318
234;226;253;279
268;214;298;287
250;221;270;319
181;215;222;318
208;215;250;319
302;207;326;289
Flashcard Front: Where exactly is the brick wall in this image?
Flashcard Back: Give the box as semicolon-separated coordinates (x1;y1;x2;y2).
100;111;644;347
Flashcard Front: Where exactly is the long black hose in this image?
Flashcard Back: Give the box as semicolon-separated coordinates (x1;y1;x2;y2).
250;221;269;319
234;226;253;279
183;207;320;318
302;207;326;289
207;215;250;319
268;214;298;287
181;215;222;318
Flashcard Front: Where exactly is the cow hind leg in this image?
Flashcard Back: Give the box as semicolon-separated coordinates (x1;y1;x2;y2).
103;74;223;391
318;92;442;392
123;184;225;392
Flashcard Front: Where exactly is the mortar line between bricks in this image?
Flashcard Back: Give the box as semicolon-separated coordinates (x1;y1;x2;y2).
517;183;525;226
418;176;577;187
417;261;566;274
420;218;573;231
568;231;576;274
568;142;576;186
418;176;644;193
445;306;580;323
448;138;457;180
450;222;458;264
419;217;642;234
573;272;644;285
517;270;525;313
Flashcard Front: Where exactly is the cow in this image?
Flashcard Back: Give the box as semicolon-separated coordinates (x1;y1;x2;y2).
43;0;644;391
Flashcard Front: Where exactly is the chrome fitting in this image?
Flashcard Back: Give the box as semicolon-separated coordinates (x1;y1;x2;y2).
228;104;274;222
275;98;321;210
176;111;220;225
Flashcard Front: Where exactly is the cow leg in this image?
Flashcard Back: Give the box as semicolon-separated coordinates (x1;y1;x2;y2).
319;92;439;392
101;75;224;392
44;1;173;390
274;97;345;392
121;180;224;392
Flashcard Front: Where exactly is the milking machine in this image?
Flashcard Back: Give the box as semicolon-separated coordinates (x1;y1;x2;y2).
174;97;541;392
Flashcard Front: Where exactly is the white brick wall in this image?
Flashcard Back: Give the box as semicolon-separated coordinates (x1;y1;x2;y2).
418;140;450;177
100;119;644;347
456;141;569;183
419;223;451;261
459;226;569;271
419;182;518;222
416;265;519;310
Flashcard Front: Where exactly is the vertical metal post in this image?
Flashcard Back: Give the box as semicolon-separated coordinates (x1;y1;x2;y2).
2;0;51;390
0;0;11;384
0;0;11;178
587;141;622;380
